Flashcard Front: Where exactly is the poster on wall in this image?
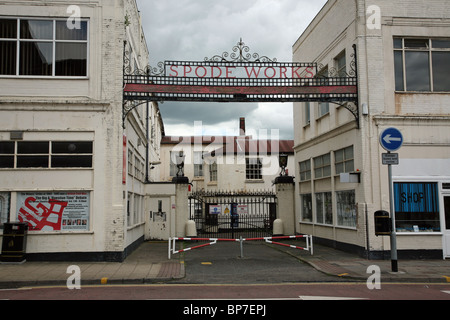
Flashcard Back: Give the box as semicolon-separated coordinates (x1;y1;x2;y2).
17;192;90;232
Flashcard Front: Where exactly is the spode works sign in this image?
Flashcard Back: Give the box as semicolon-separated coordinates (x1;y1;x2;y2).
165;61;316;79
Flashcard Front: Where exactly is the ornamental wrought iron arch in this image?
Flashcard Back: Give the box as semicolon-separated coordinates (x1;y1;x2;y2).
123;39;359;128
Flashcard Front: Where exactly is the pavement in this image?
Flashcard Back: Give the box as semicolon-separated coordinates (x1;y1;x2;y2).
0;239;449;288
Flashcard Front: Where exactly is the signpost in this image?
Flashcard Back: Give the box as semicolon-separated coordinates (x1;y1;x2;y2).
380;128;403;273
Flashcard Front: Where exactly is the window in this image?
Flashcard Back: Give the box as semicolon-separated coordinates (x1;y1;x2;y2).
394;38;450;92
304;102;311;125
316;66;329;117
194;152;204;177
0;18;88;77
394;182;440;232
335;146;354;174
299;159;311;181
0;192;10;227
314;153;331;179
0;141;93;169
301;194;312;222
336;190;356;227
209;162;217;182
169;151;178;177
316;192;333;225
335;51;346;77
246;158;262;180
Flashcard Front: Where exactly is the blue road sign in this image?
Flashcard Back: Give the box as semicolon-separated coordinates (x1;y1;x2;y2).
380;127;403;152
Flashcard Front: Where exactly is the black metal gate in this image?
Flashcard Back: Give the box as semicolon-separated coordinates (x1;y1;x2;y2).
189;190;277;239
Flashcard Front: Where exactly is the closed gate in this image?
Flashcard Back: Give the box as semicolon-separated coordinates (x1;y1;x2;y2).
189;190;276;239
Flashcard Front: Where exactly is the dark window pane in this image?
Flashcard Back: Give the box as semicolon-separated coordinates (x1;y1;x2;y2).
0;142;14;154
404;39;429;49
0;41;17;75
52;156;92;168
19;42;53;76
17;156;48;168
432;39;450;49
20;20;53;40
394;51;404;91
17;142;49;154
405;51;430;91
0;156;14;168
52;142;92;154
0;19;17;38
432;52;450;92
55;21;88;41
55;43;87;76
393;38;402;49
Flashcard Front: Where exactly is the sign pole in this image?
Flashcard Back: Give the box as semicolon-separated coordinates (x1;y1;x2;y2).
387;151;398;272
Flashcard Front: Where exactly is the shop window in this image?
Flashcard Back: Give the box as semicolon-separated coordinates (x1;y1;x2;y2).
301;194;312;222
336;190;356;227
316;192;333;225
394;38;450;92
394;182;440;232
0;18;88;77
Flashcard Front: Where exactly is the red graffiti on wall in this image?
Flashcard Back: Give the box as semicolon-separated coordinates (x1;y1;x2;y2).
18;197;68;231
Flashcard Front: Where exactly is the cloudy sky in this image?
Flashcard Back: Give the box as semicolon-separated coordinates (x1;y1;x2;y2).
135;0;327;139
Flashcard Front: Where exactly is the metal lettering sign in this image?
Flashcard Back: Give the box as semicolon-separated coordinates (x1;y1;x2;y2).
123;39;359;128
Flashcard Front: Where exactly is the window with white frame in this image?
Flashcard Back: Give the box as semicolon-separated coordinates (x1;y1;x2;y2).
335;50;346;77
0;18;88;77
336;190;356;227
316;192;333;225
299;159;311;181
301;194;312;222
194;152;204;177
209;162;217;182
314;153;331;179
304;102;311;125
394;38;450;92
335;146;354;175
0;141;93;169
246;158;262;180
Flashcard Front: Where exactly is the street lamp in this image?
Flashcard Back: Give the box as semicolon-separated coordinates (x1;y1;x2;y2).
278;153;288;176
175;151;186;177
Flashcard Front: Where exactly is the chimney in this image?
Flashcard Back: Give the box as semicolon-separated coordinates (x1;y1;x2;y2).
239;117;246;136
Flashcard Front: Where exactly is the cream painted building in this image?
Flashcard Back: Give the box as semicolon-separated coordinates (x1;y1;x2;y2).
160;118;295;192
0;0;164;261
293;0;450;259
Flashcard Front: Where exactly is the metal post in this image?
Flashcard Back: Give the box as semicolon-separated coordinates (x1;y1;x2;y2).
240;236;244;258
388;156;398;272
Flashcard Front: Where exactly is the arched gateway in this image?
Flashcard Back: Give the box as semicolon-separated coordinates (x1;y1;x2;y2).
123;39;360;239
123;39;359;128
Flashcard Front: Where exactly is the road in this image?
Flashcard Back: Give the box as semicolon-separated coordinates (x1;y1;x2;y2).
1;283;449;300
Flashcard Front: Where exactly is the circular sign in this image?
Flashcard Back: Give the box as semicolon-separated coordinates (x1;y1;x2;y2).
380;127;403;152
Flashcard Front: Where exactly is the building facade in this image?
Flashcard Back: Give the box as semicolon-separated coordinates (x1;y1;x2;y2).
0;0;163;261
160;118;295;192
293;0;450;259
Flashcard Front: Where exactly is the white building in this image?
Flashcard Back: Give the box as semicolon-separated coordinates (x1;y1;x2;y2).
293;0;450;259
160;118;295;192
0;0;164;261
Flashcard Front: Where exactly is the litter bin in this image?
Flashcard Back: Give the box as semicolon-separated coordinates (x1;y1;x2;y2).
1;222;28;263
374;211;391;236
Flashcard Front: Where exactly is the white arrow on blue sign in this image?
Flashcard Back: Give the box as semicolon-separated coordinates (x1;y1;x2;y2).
380;127;403;152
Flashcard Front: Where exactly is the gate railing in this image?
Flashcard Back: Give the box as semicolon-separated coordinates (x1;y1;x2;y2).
188;190;277;239
168;235;313;259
